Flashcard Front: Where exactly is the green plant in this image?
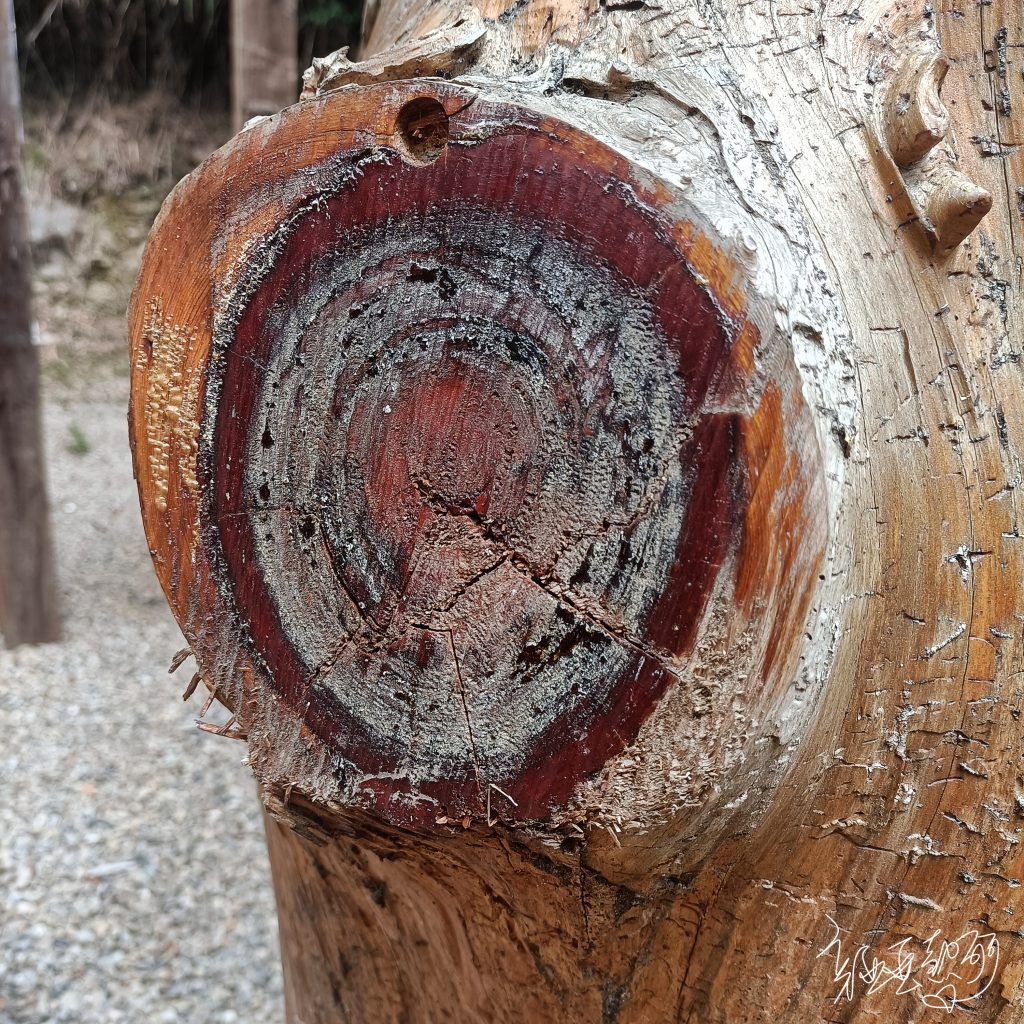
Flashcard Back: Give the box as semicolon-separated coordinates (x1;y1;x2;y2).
67;423;91;455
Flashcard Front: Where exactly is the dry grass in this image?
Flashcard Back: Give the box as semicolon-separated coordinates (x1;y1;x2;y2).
22;93;230;401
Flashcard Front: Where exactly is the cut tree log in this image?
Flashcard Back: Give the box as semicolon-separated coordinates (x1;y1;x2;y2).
0;0;58;648
130;0;1024;1020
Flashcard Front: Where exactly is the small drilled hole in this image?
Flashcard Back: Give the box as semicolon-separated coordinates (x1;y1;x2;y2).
395;97;449;165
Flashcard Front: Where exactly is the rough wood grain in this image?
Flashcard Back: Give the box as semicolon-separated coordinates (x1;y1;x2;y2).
131;0;1024;1020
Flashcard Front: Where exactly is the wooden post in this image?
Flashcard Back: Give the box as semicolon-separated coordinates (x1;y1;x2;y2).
230;0;298;130
0;0;58;647
131;1;1024;1020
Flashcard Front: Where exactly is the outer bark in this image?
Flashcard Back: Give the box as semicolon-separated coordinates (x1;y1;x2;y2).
131;0;1024;1020
0;0;58;647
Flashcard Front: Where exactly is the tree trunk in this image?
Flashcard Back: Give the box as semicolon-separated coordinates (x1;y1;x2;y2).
230;0;298;130
130;0;1024;1020
0;0;58;648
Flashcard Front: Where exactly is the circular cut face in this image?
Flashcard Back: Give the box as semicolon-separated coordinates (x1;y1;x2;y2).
131;84;825;831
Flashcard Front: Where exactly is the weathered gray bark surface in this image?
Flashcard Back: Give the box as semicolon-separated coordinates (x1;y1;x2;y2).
0;0;58;647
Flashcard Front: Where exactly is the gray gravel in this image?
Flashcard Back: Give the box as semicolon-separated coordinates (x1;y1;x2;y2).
0;396;284;1023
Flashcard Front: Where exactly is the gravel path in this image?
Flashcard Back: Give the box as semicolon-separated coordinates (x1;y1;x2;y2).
0;396;284;1023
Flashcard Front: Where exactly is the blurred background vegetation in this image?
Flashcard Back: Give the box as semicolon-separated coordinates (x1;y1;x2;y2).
14;0;361;105
11;0;362;398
